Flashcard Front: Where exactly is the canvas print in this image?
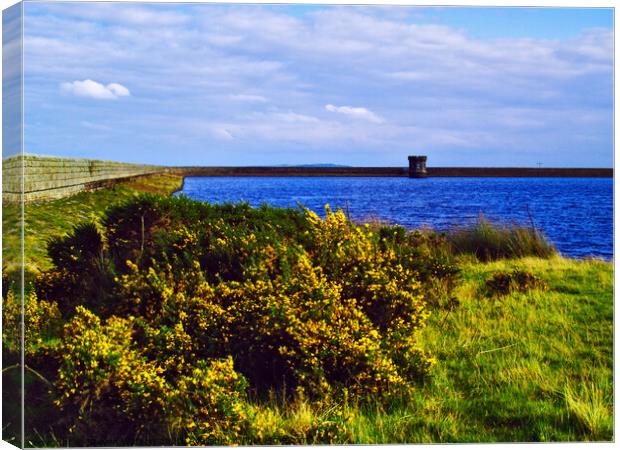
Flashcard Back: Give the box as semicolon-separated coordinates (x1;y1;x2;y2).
1;1;614;447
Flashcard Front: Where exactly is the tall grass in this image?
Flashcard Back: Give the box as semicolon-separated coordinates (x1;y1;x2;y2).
447;215;556;261
563;381;613;440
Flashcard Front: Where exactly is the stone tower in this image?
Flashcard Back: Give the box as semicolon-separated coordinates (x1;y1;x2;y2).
408;155;427;178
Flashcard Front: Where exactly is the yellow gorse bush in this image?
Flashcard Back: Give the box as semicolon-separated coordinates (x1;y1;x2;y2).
18;196;452;445
3;289;61;357
54;307;169;441
172;357;249;445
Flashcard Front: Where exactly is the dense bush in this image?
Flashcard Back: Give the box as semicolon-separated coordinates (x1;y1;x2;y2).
54;307;170;444
2;289;61;358
38;222;116;318
22;195;462;445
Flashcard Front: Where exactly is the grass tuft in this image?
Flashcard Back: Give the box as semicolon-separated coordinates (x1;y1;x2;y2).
447;215;557;261
563;381;613;440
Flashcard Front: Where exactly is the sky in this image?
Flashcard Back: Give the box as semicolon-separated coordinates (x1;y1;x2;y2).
5;2;615;166
2;3;21;159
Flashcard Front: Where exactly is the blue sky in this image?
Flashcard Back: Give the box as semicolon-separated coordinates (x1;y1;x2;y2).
2;2;21;158
12;2;614;166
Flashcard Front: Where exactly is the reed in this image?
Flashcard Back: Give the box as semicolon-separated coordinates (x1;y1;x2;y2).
447;214;557;261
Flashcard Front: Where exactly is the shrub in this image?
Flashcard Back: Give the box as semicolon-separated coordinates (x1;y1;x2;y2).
2;289;61;358
38;223;116;318
447;215;556;261
2;266;13;297
485;269;549;297
400;229;460;307
32;195;445;445
54;307;170;445
2;289;21;357
171;357;250;446
54;306;256;446
116;239;431;402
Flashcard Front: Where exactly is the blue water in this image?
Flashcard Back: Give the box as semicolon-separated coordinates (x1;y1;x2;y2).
178;177;613;259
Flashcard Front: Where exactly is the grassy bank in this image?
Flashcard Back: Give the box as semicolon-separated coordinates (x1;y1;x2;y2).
2;173;183;273
377;256;612;442
1;181;612;445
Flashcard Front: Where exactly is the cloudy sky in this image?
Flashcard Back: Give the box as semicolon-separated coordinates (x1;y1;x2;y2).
14;2;615;166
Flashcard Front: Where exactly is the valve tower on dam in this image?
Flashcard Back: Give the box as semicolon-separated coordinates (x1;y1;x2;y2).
408;155;428;178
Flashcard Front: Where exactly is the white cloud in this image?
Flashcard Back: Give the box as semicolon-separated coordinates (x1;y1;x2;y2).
60;79;131;100
325;104;384;123
107;83;130;97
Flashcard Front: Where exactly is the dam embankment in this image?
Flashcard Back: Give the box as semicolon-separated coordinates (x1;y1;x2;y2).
167;166;409;177
2;155;164;203
2;155;612;203
169;166;613;178
427;167;612;177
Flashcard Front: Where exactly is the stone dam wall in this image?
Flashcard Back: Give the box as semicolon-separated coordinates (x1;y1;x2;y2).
171;166;612;178
427;167;612;178
168;166;409;177
2;155;164;203
2;156;613;203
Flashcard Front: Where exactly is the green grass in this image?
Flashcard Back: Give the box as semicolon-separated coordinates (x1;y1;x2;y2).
2;173;183;273
417;256;612;442
245;256;613;443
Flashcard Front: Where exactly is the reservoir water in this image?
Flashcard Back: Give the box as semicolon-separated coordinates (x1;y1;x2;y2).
178;177;613;259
